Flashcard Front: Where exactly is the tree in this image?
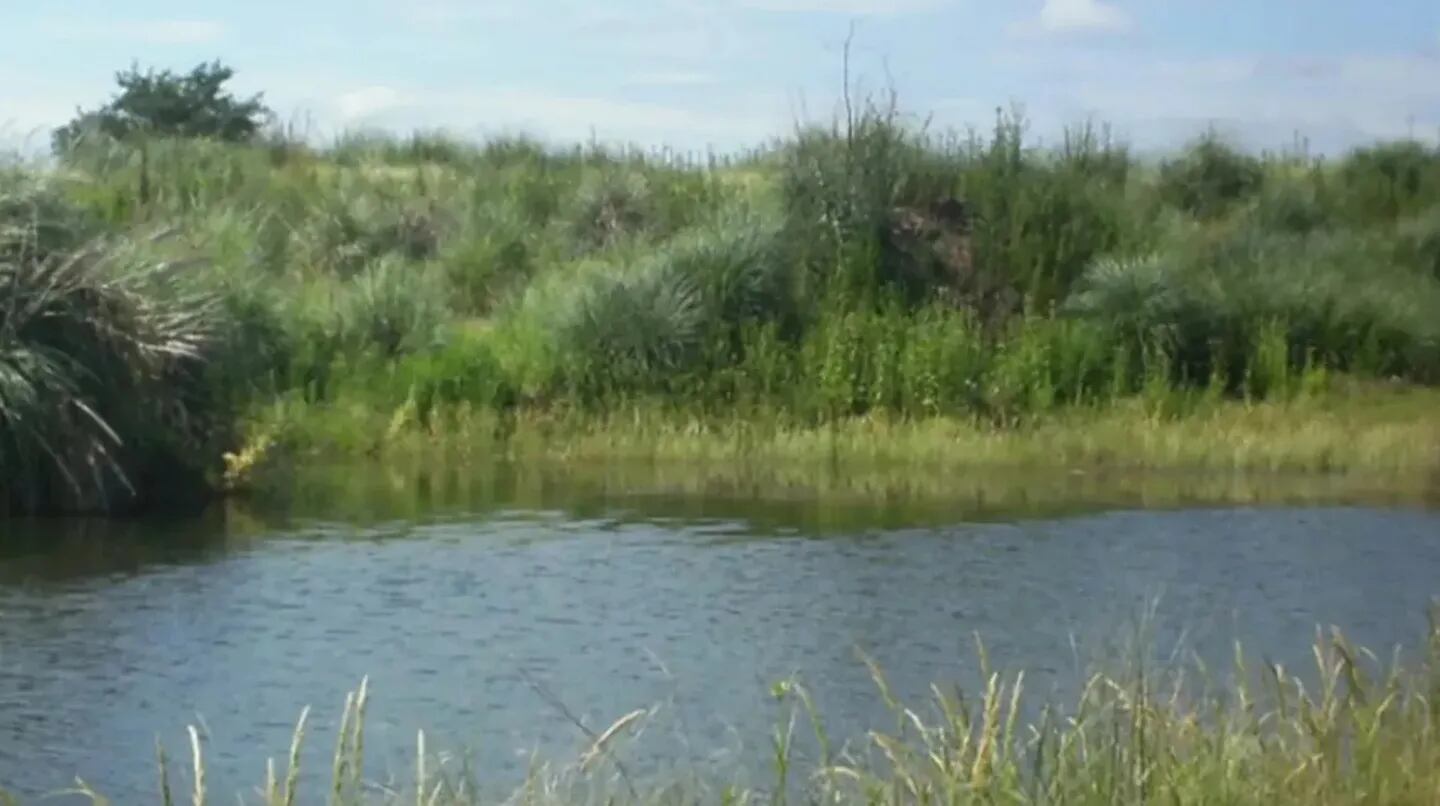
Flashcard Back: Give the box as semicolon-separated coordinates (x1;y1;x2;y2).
53;61;271;153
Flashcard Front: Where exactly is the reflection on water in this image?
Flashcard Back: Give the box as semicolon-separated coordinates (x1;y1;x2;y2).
1;461;1438;801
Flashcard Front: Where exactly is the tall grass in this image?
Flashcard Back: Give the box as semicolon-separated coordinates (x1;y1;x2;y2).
17;612;1440;804
9;100;1440;510
0;173;228;513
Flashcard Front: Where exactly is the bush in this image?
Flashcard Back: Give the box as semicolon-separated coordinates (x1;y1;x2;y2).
985;315;1116;415
960;116;1137;313
565;169;657;250
1157;132;1264;217
336;256;451;357
1394;206;1440;279
0;226;224;513
1065;227;1440;391
497;209;796;404
779;98;950;302
441;207;536;313
653;209;795;345
1335;140;1440;223
393;330;514;421
1248;174;1330;233
287;180;449;277
779;107;1137;318
0;170;97;258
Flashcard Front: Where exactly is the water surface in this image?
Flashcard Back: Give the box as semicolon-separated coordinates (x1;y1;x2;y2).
1;463;1438;801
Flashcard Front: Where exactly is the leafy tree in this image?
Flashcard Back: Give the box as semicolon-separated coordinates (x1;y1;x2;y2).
53;61;270;153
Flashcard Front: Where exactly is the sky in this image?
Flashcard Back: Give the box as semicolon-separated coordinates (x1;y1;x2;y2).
2;0;1438;155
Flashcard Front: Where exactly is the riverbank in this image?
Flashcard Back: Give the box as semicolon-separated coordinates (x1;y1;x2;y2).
232;378;1440;493
6;99;1440;513
10;617;1439;805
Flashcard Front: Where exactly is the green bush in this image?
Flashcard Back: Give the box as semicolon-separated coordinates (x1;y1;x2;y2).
1157;132;1265;217
1066;226;1440;391
0;221;225;513
1335;140;1440;223
564;169;657;250
1248;174;1330;233
336;256;451;357
395;331;514;421
1394;206;1440;279
441;217;536;313
985;315;1116;416
779;98;950;302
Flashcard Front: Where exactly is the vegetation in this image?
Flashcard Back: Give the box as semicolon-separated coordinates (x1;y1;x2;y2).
52;61;271;153
13;612;1440;804
6;62;1440;512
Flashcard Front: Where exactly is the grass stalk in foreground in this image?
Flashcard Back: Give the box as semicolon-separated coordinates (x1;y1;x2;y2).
16;612;1440;804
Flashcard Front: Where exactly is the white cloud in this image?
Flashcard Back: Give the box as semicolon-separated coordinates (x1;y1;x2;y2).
1036;0;1132;35
335;86;404;122
988;49;1440;152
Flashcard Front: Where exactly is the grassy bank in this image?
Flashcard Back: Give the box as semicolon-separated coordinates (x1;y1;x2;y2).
245;378;1440;479
14;614;1440;804
5;97;1440;512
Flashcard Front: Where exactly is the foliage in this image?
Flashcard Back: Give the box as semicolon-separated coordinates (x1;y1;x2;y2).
1065;226;1440;392
1157;131;1265;217
53;61;271;154
0;212;223;513
1334;139;1440;223
10;75;1440;510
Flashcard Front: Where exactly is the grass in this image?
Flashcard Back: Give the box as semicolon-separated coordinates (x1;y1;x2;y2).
233;379;1440;492
6;94;1440;513
0;175;226;513
14;611;1440;804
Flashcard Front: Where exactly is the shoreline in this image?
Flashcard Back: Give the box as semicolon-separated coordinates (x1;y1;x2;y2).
236;383;1440;491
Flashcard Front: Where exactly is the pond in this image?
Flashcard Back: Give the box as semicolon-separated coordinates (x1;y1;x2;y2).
2;461;1438;801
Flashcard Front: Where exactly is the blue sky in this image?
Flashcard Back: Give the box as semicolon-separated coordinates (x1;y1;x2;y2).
3;0;1438;154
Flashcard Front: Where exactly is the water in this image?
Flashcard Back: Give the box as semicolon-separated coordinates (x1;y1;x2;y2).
2;462;1439;801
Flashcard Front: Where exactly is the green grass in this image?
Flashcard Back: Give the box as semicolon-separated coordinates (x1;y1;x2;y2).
230;378;1440;495
0;172;228;513
7;100;1440;512
15;611;1440;804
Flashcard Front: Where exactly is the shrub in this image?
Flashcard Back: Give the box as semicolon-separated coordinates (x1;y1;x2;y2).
291;185;447;276
1157;132;1264;217
0;226;223;513
1394;206;1440;279
779;97;951;302
336;256;451;357
1335;140;1440;223
565;169;656;249
441;207;536;314
653;208;795;344
1065;227;1440;392
394;330;514;421
1248;174;1330;233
